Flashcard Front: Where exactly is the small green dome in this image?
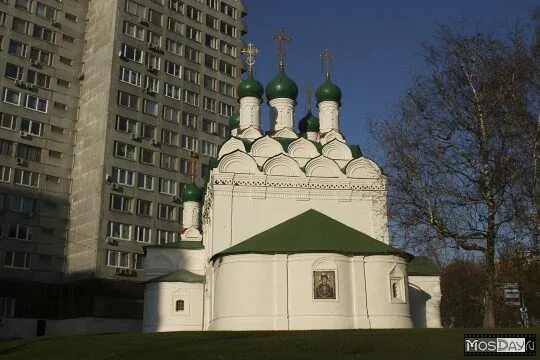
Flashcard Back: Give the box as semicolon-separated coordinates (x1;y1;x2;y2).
266;69;299;102
228;112;240;129
298;110;319;133
181;183;203;203
237;74;264;99
316;79;342;105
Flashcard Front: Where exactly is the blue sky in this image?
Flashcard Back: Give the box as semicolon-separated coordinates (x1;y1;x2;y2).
242;0;538;161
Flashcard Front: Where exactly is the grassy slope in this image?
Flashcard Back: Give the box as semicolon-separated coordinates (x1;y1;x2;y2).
0;328;537;360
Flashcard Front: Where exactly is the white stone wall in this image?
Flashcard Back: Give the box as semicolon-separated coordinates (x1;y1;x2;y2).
144;248;206;282
408;275;442;328
143;283;204;332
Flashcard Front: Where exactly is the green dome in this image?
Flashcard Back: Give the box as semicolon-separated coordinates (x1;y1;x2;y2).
181;183;203;203
237;74;264;99
298;110;319;133
266;69;299;102
316;79;342;105
228;112;240;129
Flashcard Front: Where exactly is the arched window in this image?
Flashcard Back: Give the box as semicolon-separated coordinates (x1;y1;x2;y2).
392;283;400;298
175;299;184;311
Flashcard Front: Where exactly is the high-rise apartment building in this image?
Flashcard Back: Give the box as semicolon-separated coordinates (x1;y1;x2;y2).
0;0;246;338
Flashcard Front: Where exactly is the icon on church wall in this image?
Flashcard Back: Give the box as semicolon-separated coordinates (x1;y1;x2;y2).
313;271;336;299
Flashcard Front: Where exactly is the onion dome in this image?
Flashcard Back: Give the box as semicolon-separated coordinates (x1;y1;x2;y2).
315;79;342;105
298;110;320;133
228;112;240;129
181;183;203;203
266;69;299;102
237;73;264;99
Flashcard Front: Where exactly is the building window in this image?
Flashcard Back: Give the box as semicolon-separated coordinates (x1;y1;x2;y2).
32;25;55;43
114;142;136;160
220;41;237;58
0;139;14;157
0;165;11;182
389;266;406;303
1;113;16;130
180;158;195;175
16;144;42;162
110;194;133;213
27;70;50;88
204;75;218;92
169;0;184;13
121;44;143;63
15;0;31;11
159;178;177;196
205;14;219;30
161;129;178;146
137;199;152;217
165;60;182;78
125;0;146;17
204;54;218;70
219;102;234;117
201;141;217;157
148;31;161;47
140;148;155;165
0;297;16;318
30;47;52;65
185;46;201;63
219;81;235;97
184;67;200;84
163;106;180;123
48;150;62;159
203;96;217;113
182;112;197;128
137;173;154;191
13;169;39;188
120;67;142;87
220;21;237;38
12;18;29;34
219;60;236;77
157;230;177;244
160;153;178;171
106;250;130;268
36;2;57;20
183;90;199;107
4;251;31;269
118;91;140;110
124;21;145;41
181;135;198;152
116;116;138;134
186;6;201;22
158;203;177;221
146;53;161;70
9;195;35;214
107;222;131;241
24;95;48;113
134;226;151;243
45;175;60;183
202;119;216;134
133;253;145;270
148;9;162;26
220;2;237;19
165;38;182;57
164;83;181;100
185;26;201;42
167;17;183;35
5;63;24;80
3;88;21;106
143;99;159;116
7;224;32;241
205;34;218;50
20;118;44;136
175;299;184;312
112;167;135;186
8;40;27;57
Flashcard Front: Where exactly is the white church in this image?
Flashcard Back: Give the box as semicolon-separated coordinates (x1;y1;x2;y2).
142;38;442;332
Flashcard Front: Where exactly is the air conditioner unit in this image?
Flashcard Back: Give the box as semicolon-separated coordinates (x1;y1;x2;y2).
172;195;180;203
50;19;60;27
19;131;30;138
77;73;85;80
129;133;140;141
118;50;125;59
144;87;155;95
147;65;157;73
25;82;34;90
15;158;27;166
105;174;113;183
150;139;160;146
111;183;121;190
29;59;40;67
106;237;117;245
139;17;149;26
15;79;25;87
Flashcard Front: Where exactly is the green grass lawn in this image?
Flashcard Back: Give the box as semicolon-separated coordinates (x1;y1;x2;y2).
0;328;537;360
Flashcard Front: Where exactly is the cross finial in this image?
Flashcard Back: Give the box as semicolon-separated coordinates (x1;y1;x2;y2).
321;48;335;80
272;28;291;69
241;42;259;74
305;86;314;111
189;151;199;183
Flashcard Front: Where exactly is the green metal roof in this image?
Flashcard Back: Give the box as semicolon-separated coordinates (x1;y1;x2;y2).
407;256;441;276
349;145;363;159
145;241;205;251
211;209;407;261
148;269;206;283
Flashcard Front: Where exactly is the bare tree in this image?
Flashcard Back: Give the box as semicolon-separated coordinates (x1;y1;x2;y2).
371;25;535;327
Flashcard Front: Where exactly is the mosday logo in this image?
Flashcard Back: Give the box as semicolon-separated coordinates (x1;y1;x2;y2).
464;334;536;356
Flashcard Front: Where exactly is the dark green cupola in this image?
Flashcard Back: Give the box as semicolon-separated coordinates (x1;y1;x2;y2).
298;109;320;133
237;73;264;99
315;78;342;105
181;183;203;203
266;68;299;102
228;112;240;129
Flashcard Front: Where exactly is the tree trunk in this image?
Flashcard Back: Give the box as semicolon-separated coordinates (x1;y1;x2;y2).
483;241;497;328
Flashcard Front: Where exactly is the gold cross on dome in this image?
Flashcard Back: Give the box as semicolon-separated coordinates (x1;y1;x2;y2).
189;151;199;182
272;28;291;69
321;48;335;80
241;42;259;73
305;86;314;110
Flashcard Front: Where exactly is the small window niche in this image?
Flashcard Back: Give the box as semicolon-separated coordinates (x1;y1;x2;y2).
389;265;406;304
175;299;184;312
